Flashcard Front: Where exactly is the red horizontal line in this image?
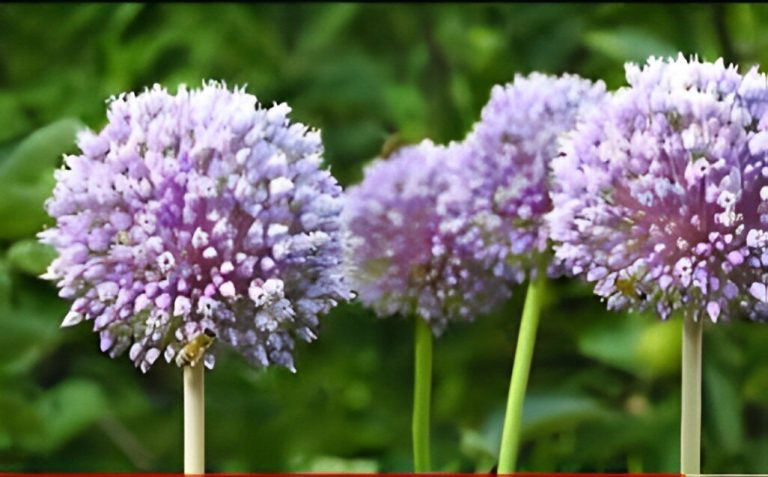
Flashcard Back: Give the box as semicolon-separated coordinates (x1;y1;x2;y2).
0;472;683;477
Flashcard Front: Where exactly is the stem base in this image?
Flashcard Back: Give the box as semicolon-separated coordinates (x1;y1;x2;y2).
184;364;205;474
681;318;703;475
412;318;433;473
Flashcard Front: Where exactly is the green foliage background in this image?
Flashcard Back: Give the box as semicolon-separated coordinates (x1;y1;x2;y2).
1;3;768;473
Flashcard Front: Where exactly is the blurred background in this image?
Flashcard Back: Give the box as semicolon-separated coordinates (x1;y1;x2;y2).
1;3;768;473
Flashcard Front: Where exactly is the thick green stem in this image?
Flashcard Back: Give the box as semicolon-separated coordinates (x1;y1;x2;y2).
184;363;205;474
498;273;546;474
681;318;703;475
412;317;433;473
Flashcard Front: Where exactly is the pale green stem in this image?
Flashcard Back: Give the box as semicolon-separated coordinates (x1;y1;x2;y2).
184;363;205;474
497;273;547;474
412;317;433;473
681;318;703;475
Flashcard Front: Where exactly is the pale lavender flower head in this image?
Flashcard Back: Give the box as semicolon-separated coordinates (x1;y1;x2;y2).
342;140;511;334
549;54;768;322
458;73;608;283
39;81;350;372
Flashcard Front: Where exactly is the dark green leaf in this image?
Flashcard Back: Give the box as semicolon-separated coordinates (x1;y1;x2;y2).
0;118;84;183
583;27;677;63
7;239;57;276
522;391;615;438
32;379;108;453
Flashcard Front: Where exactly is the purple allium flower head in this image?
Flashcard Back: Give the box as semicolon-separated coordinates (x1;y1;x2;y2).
39;81;351;372
342;140;512;334
549;54;768;322
457;73;608;282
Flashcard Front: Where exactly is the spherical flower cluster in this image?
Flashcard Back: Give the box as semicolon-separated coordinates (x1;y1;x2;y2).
342;140;512;334
39;81;350;373
549;54;768;322
457;73;608;282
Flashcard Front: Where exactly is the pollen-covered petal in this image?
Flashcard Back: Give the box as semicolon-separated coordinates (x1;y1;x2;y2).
60;311;83;328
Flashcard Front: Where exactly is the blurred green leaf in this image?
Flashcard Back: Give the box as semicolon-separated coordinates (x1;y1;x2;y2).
0;393;46;451
458;427;497;471
32;379;108;453
0;305;58;377
0;94;33;143
103;3;145;43
0;272;67;378
7;240;57;276
583;27;678;63
744;365;768;403
0;118;84;183
0;307;55;360
633;319;681;379
466;26;503;71
0;119;83;239
296;4;359;56
577;313;646;375
743;437;768;471
0;178;56;239
450;74;475;132
383;84;429;140
704;347;745;454
0;259;11;311
578;313;681;379
522;391;614;438
292;454;379;473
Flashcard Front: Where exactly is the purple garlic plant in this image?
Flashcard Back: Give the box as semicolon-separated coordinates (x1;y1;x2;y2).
549;55;768;323
343;138;519;472
547;54;768;474
460;72;608;474
39;81;351;373
342;139;511;335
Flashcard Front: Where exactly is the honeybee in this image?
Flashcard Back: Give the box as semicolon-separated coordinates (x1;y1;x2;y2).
175;329;216;367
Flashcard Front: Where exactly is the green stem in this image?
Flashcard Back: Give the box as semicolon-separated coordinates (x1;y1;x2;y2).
498;273;547;474
412;317;433;473
681;318;703;475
